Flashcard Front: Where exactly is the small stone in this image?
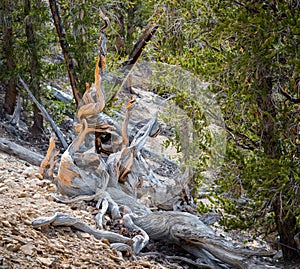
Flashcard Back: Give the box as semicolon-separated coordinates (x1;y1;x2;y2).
23;167;35;177
101;239;110;246
28;230;38;237
80;233;90;239
20;243;36;256
19;192;27;198
6;243;21;252
34;173;43;180
32;193;42;199
23;219;32;226
66;226;73;232
0;186;8;193
37;257;54;266
80;255;92;262
2;221;11;227
47;185;56;192
0;256;9;269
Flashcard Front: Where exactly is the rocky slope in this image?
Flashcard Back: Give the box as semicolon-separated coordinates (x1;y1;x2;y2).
0;151;180;269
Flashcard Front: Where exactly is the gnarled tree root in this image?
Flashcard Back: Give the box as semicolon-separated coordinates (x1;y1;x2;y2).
32;212;131;244
32;212;150;255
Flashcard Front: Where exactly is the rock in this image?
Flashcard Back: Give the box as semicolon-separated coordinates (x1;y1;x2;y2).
0;256;9;269
6;243;21;252
23;167;35;177
0;186;8;193
61;263;71;269
37;257;54;266
20;243;36;256
32;193;42;199
46;185;56;192
80;233;91;239
23;219;32;226
2;221;11;228
19;192;27;198
34;173;43;180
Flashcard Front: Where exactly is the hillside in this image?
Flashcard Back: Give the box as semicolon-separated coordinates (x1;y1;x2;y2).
0;151;180;268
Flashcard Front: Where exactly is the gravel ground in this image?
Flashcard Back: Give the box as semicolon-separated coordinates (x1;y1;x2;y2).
0;151;180;269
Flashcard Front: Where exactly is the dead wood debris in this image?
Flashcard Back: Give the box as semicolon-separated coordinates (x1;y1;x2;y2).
33;48;277;269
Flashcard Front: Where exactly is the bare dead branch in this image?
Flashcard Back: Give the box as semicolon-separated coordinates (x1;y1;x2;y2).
279;87;300;104
18;76;68;150
225;124;258;150
109;12;161;102
122;21;158;67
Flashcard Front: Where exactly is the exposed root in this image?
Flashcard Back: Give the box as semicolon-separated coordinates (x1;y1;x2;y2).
52;193;97;203
110;243;133;256
123;214;149;254
95;198;109;228
32;212;131;244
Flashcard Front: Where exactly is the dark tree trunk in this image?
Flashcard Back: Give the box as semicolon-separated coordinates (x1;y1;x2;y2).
2;0;17;115
48;0;81;106
256;75;279;158
256;68;300;260
24;0;43;135
114;3;125;56
126;5;136;54
273;196;300;260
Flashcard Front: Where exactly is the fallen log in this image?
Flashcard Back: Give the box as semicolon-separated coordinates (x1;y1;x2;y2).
46;84;73;103
133;211;276;269
0;137;43;166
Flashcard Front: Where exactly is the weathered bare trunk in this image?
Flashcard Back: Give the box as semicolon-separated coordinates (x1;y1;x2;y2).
33;13;276;268
19;77;68;150
2;0;17;115
35;54;276;269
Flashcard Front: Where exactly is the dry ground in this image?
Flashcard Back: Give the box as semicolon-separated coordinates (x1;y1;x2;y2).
0;151;181;269
1;147;300;269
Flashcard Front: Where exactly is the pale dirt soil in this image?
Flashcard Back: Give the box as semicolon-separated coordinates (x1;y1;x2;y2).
0;151;180;269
